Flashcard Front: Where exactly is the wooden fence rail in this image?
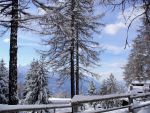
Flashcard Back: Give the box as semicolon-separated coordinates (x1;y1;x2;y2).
0;104;71;113
72;92;150;113
1;92;150;113
71;93;131;104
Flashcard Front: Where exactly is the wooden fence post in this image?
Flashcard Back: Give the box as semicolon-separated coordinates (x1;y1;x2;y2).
128;96;134;113
54;108;56;113
72;103;74;113
72;103;78;113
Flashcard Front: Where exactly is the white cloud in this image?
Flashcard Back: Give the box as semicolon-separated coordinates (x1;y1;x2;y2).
99;61;127;81
104;22;126;35
3;38;10;43
99;71;124;81
102;62;126;68
104;6;144;35
103;44;130;54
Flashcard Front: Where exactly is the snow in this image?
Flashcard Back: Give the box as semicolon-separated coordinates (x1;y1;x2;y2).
130;86;144;94
48;98;71;104
0;59;9;104
138;106;150;113
107;108;128;113
0;104;71;112
132;80;150;84
82;103;150;113
1;95;150;113
1;101;150;113
24;60;49;104
72;93;130;103
79;104;127;113
129;80;150;94
132;100;150;113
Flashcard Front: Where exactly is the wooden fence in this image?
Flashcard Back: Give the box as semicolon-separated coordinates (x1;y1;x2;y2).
72;92;150;113
0;104;72;113
1;92;150;113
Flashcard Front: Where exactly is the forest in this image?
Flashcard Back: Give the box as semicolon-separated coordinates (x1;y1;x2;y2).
0;0;150;113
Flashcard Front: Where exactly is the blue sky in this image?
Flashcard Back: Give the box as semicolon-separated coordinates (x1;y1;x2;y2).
0;5;143;81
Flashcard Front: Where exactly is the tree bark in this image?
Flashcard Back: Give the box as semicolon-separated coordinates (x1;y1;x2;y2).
76;25;79;95
9;0;19;105
70;39;75;98
70;0;75;98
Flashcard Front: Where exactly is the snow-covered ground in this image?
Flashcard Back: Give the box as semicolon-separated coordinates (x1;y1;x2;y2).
133;100;150;113
137;106;150;113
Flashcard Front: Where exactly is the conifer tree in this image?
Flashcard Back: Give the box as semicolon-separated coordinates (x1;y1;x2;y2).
0;0;39;104
0;0;20;104
24;59;49;105
0;59;9;104
100;74;118;95
99;74;122;108
123;16;150;84
100;79;108;95
37;0;103;97
88;81;96;95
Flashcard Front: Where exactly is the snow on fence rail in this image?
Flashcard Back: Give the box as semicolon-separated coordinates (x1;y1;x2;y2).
0;104;71;113
72;93;131;104
1;93;150;113
72;92;150;113
80;105;131;113
131;92;150;99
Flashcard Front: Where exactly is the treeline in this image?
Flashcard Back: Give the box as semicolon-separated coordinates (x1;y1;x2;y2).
88;73;125;95
0;58;125;105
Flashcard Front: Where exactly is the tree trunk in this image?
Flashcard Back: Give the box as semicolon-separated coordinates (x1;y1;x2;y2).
70;0;75;99
9;0;19;105
76;25;79;95
70;39;75;98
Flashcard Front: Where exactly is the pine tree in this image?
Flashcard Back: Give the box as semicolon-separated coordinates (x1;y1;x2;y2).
0;59;9;104
100;74;118;95
100;79;108;95
100;74;122;108
88;81;96;95
38;0;103;97
123;62;135;85
0;0;40;105
123;16;150;85
24;59;49;105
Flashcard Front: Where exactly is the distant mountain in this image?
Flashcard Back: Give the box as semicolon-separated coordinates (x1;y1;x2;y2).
17;65;101;97
18;65;30;82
